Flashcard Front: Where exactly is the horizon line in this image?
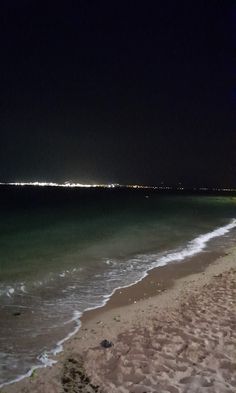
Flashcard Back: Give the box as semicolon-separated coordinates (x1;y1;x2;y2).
0;181;235;192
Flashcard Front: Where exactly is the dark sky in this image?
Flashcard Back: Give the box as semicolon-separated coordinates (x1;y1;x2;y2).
0;0;235;187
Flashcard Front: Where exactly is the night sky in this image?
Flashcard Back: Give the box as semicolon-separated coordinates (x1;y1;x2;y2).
0;1;235;187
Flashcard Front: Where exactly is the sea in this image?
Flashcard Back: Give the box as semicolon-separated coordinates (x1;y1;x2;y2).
0;185;236;387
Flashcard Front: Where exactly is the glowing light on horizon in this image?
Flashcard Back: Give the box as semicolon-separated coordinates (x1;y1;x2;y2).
0;182;235;192
0;181;157;189
0;181;96;188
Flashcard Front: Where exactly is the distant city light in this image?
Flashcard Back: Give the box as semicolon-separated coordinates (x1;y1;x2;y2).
0;181;235;192
0;181;97;188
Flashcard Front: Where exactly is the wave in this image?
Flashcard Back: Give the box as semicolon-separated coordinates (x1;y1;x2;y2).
152;218;236;267
0;267;84;300
1;218;236;388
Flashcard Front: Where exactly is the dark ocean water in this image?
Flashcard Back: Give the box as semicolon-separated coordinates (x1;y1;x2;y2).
0;186;236;386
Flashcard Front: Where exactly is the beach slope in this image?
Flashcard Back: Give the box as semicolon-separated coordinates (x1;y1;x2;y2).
2;250;236;393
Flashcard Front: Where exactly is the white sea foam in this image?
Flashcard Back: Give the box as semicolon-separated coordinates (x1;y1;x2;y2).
0;283;28;298
94;218;236;301
0;310;82;389
6;287;15;297
0;267;83;299
0;284;29;298
37;352;57;367
1;218;236;388
153;218;236;267
20;285;27;293
0;367;40;389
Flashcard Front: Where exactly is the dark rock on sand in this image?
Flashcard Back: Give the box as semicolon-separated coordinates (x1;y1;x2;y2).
100;340;113;349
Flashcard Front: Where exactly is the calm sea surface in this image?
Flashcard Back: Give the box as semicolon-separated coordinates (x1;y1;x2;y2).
0;186;236;386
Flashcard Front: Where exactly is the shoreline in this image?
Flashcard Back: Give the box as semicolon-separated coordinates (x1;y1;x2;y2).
2;244;236;392
80;248;222;324
1;219;235;389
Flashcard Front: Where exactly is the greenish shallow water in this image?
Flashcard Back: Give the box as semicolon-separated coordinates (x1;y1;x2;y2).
0;187;236;386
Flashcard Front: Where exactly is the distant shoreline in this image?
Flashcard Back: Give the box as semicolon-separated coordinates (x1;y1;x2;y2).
1;182;236;195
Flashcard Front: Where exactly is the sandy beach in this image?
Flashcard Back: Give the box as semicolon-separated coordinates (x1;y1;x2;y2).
2;248;236;393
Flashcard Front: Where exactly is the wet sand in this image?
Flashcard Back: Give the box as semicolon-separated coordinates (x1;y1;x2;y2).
2;248;236;393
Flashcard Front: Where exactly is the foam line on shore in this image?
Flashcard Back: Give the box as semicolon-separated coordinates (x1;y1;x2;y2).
1;218;236;389
39;219;236;373
152;218;236;266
